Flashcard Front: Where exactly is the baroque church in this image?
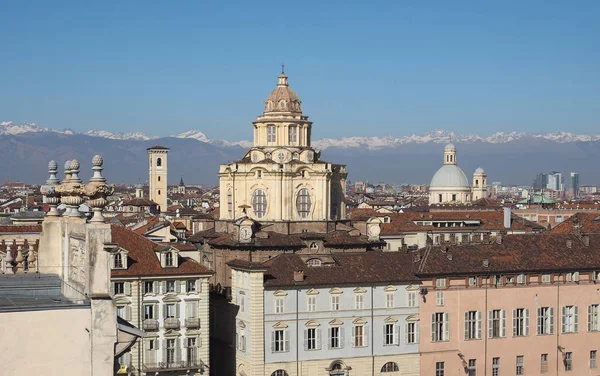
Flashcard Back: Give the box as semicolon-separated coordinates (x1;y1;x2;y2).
218;70;347;222
428;143;488;204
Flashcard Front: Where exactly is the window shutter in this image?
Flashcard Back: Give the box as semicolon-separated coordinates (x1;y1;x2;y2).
404;323;409;344
195;279;201;293
125;305;132;321
562;306;567;333
589;305;593;332
155;338;160;350
574;306;579;332
394;325;399;345
110;282;115;296
316;328;321;350
271;331;275;352
175;280;181;293
537;308;542;335
284;330;290;352
161;281;166;294
549;307;554;334
431;313;436;342
415;323;420;344
327;328;332;349
500;310;506;337
176;338;181;362
443;313;449;341
352;326;356;346
162;341;167;364
163;304;167;320
303;329;308;351
364;324;369;347
125;282;131;296
476;311;482;339
525;308;530;336
488;310;493;338
512;309;517;337
175;303;180;318
464;311;469;339
186;302;193;319
382;324;386;345
340;327;345;349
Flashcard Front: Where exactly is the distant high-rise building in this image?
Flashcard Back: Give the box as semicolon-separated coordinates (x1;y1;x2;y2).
570;172;580;198
546;171;563;191
533;173;547;190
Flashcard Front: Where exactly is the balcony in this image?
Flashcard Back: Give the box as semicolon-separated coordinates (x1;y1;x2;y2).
185;318;201;329
143;359;204;373
142;319;159;331
164;317;180;330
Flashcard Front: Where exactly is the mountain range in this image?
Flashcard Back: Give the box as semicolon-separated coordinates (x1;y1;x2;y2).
1;121;599;186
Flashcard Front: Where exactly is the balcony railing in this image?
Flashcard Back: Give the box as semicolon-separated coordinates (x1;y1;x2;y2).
164;317;180;329
185;317;200;328
143;359;204;372
142;319;159;331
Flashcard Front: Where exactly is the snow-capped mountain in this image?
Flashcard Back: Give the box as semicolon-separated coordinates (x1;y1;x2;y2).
3;121;600;150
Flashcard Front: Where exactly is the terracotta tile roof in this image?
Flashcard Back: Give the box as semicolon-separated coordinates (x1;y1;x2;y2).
121;198;157;207
416;233;600;277
187;228;222;243
0;225;42;233
161;242;197;251
551;213;600;234
230;252;419;288
132;216;162;234
146;145;169;150
110;225;212;278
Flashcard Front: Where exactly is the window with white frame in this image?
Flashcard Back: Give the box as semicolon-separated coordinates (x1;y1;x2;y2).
517;273;526;284
331;295;340;311
166;280;176;293
288;125;297;144
186;279;197;293
407;291;417;307
143;280;155;294
436;278;447;289
537;307;554;335
406;321;419;344
436;361;445;376
143;304;155;320
355;294;364;310
275;297;284;314
562;305;578;333
186;337;198;365
165;339;176;364
296;188;312;218
436;291;444;306
492;357;500;376
116;305;126;319
468;276;478;287
381;362;399;372
589;304;600;332
165;252;174;267
114;281;125;295
513;308;530;337
464;310;482;340
541;353;548;373
488;309;506;338
467;359;476;376
306;258;321;267
271;329;289;352
267;125;276;142
113;252;124;269
165;303;177;318
383;323;399;345
541;273;551;283
564;352;572;371
328;326;343;349
516;355;524;375
352;324;367;347
591;350;597;369
492;274;503;287
227;189;233;218
239;293;245;313
307;295;316;312
385;292;395;308
238;330;246;352
145;339;157;363
431;312;449;342
252;189;267;218
304;327;320;350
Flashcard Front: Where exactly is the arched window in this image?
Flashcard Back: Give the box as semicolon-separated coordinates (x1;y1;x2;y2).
306;258;322;267
252;189;267;218
114;253;123;268
157;158;162;167
475;179;479;187
267;125;276;143
288;125;297;143
381;362;400;372
158;176;161;182
165;252;174;267
158;190;161;196
227;189;233;218
271;371;288;376
296;188;311;218
309;242;318;250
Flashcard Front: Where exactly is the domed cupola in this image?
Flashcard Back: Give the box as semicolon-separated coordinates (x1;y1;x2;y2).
264;68;302;114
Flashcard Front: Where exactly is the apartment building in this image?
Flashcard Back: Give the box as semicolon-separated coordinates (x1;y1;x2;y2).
228;252;421;376
109;224;213;375
416;231;600;376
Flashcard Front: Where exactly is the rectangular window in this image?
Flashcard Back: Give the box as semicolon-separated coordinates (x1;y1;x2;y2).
186;279;197;292
166;303;176;318
562;305;578;333
517;273;526;284
288;125;297;143
305;328;320;350
407;291;417;307
144;281;154;294
275;297;284;314
116;305;125;319
353;325;365;347
331;295;340;311
355;294;364;310
384;323;398;345
537;307;554;335
468;359;476;376
186;338;198;364
541;353;548;373
565;352;572;371
114;282;125;295
166;280;176;293
386;292;395;308
267;125;276;143
239;293;245;313
488;309;506;338
431;312;449;342
591;350;597;369
436;291;444;306
516;355;524;375
166;339;176;364
307;296;316;312
329;327;342;349
492;358;500;376
464;310;482;340
468;276;478;287
143;304;154;320
589;304;599;332
272;329;288;352
436;361;445;376
542;273;551;283
493;274;503;287
513;308;529;337
436;278;447;289
406;322;418;344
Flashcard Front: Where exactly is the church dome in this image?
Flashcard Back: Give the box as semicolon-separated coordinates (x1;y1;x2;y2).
430;165;470;188
474;167;485;174
264;72;302;113
445;143;455;150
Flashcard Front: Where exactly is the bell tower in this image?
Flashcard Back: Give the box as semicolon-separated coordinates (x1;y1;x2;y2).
472;167;487;201
147;145;169;212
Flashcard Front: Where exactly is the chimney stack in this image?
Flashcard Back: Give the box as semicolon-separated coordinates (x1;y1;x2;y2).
293;270;304;282
503;207;511;229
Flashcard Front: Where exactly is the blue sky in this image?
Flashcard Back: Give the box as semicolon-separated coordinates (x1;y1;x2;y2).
1;1;598;140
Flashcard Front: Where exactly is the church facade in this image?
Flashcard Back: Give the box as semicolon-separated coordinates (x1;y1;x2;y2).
218;71;347;222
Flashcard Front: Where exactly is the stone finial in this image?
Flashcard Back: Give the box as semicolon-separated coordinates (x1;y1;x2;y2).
90;155;106;183
42;159;61;216
86;154;113;223
70;159;81;183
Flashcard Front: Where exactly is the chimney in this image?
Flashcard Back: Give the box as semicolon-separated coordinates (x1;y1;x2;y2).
503;207;511;229
293;270;304;282
583;236;590;247
495;234;503;244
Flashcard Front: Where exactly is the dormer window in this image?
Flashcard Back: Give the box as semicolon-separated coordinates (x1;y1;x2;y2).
309;242;318;250
114;253;123;268
165;252;174;267
111;249;128;270
306;258;322;267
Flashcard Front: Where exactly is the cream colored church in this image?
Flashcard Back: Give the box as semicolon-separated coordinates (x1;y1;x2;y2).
218;71;347;222
428;143;487;204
